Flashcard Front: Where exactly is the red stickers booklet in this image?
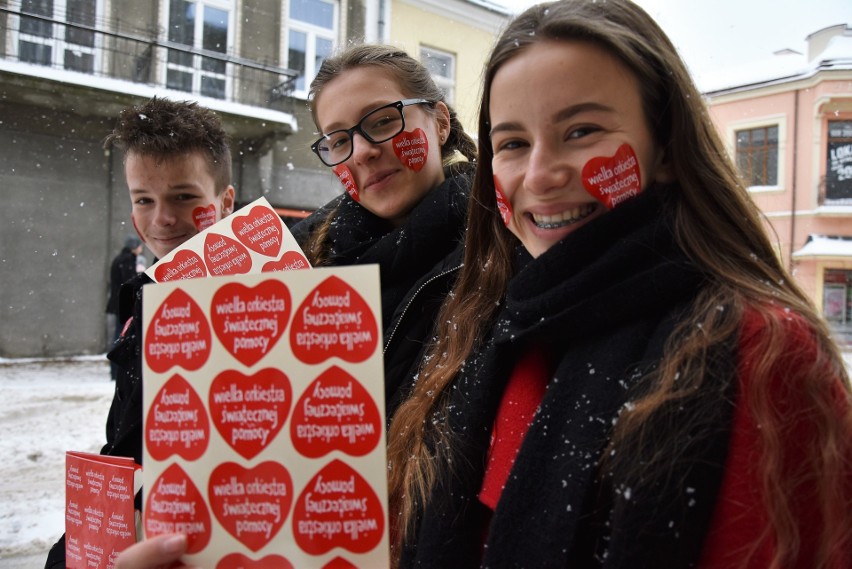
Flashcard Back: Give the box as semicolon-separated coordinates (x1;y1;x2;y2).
145;197;310;283
64;451;141;568
141;265;389;568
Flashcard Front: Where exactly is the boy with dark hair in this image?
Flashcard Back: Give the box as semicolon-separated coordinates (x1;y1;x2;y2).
46;97;235;568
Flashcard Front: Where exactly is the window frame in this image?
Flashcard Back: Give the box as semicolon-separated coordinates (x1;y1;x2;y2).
419;44;455;105
8;0;103;74
825;119;852;202
726;115;786;193
284;0;339;99
160;0;235;100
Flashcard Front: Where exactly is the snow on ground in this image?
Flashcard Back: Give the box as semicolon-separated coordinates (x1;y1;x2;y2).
0;356;114;568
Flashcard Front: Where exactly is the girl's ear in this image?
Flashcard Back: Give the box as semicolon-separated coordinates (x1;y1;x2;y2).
434;101;451;145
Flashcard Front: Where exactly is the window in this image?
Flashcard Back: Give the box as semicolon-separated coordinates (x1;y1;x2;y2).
286;0;337;95
735;125;778;187
826;120;852;201
16;0;99;73
166;0;232;100
824;269;852;346
420;46;455;104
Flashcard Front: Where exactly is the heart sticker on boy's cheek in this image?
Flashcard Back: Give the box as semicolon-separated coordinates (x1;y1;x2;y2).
581;143;642;209
193;204;217;231
145;463;212;553
494;177;513;227
145;374;210;461
333;165;359;201
216;553;294;569
393;128;428;172
292;459;385;555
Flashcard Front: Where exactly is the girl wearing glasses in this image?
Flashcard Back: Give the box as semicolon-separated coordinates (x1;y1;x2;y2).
291;44;477;404
385;1;852;568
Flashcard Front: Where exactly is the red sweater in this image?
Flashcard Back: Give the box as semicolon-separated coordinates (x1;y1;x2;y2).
479;308;851;567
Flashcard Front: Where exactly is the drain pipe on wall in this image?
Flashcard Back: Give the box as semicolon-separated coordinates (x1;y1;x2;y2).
789;89;800;270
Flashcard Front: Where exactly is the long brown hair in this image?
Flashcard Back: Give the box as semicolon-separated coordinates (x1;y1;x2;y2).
387;1;852;567
302;44;477;265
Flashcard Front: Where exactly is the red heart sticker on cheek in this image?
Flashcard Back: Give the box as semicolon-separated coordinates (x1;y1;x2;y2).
290;366;382;458
292;459;385;555
494;176;513;227
210;280;292;367
193;204;217;231
392;128;428;172
333;165;359;202
204;233;253;276
144;463;212;554
154;249;208;282
145;288;212;374
289;276;379;365
216;553;294;569
231;205;284;258
208;461;293;552
209;368;292;460
262;251;311;272
145;374;210;461
581;143;642;209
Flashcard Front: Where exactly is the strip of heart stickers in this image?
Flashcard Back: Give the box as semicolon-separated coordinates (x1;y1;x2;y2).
142;265;389;568
145;196;310;283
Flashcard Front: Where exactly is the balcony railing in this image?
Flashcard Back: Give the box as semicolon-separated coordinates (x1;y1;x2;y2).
0;7;297;110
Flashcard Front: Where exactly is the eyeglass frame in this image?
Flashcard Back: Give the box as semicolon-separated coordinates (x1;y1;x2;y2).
310;98;433;167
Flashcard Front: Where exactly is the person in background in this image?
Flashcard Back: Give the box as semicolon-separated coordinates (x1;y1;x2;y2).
46;96;235;569
106;235;144;380
385;1;852;568
291;44;478;403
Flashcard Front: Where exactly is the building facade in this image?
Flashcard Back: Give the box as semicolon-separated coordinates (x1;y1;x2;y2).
0;0;508;357
706;24;852;345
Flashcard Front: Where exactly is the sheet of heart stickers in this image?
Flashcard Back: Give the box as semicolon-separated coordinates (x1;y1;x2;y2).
141;265;389;568
145;196;310;283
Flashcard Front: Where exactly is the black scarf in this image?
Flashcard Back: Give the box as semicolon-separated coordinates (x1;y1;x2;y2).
299;165;471;330
401;187;737;568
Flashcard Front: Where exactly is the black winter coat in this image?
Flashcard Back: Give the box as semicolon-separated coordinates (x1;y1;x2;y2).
106;248;139;314
399;187;738;568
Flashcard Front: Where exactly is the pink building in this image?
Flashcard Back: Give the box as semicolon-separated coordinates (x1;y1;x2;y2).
706;24;852;345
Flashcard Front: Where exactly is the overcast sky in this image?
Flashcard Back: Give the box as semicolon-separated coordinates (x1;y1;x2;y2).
492;0;850;91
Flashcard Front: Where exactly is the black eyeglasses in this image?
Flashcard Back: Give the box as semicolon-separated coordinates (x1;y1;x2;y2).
311;99;432;167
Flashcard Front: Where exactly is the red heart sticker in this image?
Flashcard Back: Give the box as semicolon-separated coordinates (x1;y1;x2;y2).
145;462;212;554
494;176;513;227
292;459;385;555
232;205;284;258
322;557;359;569
217;553;293;569
204;233;253;276
581;143;642;209
290;276;378;365
208;461;293;552
392;128;428;172
263;251;311;272
145;374;210;462
333;165;359;201
290;366;382;458
145;288;212;374
209;368;292;460
154;249;208;282
210;280;291;367
193;204;217;231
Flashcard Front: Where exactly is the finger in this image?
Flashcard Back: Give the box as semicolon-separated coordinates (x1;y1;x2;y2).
115;534;191;569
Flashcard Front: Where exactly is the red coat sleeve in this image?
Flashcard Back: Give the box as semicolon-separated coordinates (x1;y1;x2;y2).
697;307;852;568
